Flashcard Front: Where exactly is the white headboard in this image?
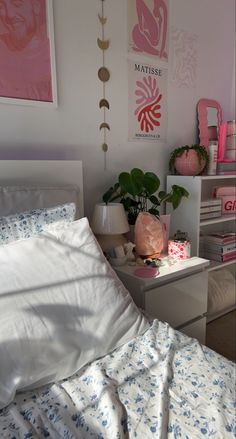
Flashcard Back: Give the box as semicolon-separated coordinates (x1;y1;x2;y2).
0;160;84;217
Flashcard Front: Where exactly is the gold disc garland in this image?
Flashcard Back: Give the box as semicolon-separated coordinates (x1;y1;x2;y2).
98;67;110;82
97;0;110;170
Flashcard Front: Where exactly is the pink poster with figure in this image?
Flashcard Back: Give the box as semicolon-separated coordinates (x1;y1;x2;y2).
128;60;167;142
0;0;57;105
128;0;169;61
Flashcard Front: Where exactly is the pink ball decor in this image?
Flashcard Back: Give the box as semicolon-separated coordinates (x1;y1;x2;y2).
134;212;164;258
174;150;206;176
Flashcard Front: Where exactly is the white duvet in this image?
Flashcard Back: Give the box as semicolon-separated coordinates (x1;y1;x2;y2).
0;320;235;438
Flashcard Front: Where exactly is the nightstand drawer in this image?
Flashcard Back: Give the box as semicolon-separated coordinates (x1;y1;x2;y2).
144;271;208;328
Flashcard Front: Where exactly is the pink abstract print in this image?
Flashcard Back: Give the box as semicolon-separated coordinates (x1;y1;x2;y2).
132;0;168;60
135;75;162;133
171;28;198;88
0;0;53;102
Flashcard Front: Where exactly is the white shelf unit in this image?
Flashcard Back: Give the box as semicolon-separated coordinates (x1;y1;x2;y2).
166;175;236;271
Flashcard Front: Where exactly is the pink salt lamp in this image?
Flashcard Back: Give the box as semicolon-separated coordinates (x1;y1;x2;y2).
134;212;164;258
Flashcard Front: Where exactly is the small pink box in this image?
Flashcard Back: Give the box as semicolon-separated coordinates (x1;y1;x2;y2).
168;240;191;259
220;195;236;214
213;186;236;197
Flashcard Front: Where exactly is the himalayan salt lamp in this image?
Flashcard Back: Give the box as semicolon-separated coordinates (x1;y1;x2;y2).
134;212;164;258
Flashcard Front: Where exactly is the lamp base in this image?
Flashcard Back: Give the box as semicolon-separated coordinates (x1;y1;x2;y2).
95;234;127;252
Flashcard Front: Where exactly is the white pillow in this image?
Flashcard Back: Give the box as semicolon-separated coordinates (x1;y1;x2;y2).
0;218;149;409
0;185;80;218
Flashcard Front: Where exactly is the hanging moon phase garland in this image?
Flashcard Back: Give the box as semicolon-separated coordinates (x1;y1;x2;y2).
98;14;107;25
99;98;110;109
100;122;110;130
98;67;110;82
97;38;110;50
98;0;110;170
102;143;108;152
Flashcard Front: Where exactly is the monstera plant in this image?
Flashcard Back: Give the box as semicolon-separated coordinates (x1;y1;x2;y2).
102;168;189;225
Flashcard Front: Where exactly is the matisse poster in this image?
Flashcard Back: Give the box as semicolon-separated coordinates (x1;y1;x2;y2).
128;60;167;142
128;0;169;61
0;0;57;105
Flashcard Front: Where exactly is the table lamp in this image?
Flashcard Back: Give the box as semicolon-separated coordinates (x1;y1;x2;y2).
91;203;130;252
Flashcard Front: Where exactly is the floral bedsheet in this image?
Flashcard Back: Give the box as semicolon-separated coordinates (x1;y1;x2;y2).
0;320;235;438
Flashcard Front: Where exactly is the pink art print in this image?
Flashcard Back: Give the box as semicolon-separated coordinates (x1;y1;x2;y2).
128;0;169;61
0;0;55;103
134;75;162;132
128;60;167;142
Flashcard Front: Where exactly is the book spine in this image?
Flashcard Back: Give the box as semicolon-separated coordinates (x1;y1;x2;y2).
203;251;236;262
222;252;236;262
200;211;222;220
200;199;222;207
202;234;236;244
204;243;236;254
204;239;236;245
216;171;236;175
203;251;222;261
200;206;222;213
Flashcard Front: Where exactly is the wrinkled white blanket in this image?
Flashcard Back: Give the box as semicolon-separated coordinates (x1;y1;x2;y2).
0;320;235;438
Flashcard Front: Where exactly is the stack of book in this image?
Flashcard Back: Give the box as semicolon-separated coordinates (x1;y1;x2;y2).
201;232;236;262
217;161;236;175
200;199;222;221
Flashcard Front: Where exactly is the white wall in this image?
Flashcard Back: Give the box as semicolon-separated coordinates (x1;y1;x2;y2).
0;0;235;219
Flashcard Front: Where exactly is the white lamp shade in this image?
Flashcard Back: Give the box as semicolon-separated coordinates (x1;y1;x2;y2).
91;203;130;235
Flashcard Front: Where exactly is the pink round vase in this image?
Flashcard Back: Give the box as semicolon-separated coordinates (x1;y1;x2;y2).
174;150;206;176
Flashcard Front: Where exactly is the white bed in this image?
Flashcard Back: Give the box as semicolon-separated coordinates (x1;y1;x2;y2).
0;160;235;439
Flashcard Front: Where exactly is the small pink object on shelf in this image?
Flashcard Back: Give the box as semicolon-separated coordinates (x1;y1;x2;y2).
213;186;236;197
220;196;236;215
218;122;227;162
134;267;159;278
168;239;191;259
213;186;236;214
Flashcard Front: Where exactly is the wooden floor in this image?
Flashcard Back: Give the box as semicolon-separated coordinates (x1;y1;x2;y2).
206;310;236;363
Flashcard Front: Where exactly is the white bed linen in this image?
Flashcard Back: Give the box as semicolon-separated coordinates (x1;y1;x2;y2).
0;218;148;409
0;319;235;438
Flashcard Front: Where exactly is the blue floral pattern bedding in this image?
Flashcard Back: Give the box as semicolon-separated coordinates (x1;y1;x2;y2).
0;320;235;438
0;202;76;245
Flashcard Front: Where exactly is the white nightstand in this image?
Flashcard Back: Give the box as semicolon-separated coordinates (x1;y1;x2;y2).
115;256;209;344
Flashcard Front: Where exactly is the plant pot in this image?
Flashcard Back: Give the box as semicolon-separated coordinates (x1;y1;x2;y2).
159;214;171;253
174;150;206;176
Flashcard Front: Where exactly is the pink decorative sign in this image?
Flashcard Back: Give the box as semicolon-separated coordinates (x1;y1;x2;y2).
128;59;167;141
0;0;57;106
218;196;236;215
128;0;169;61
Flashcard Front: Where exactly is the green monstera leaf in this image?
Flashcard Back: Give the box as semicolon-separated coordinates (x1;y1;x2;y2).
102;167;189;224
119;168;144;197
143;172;160;196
